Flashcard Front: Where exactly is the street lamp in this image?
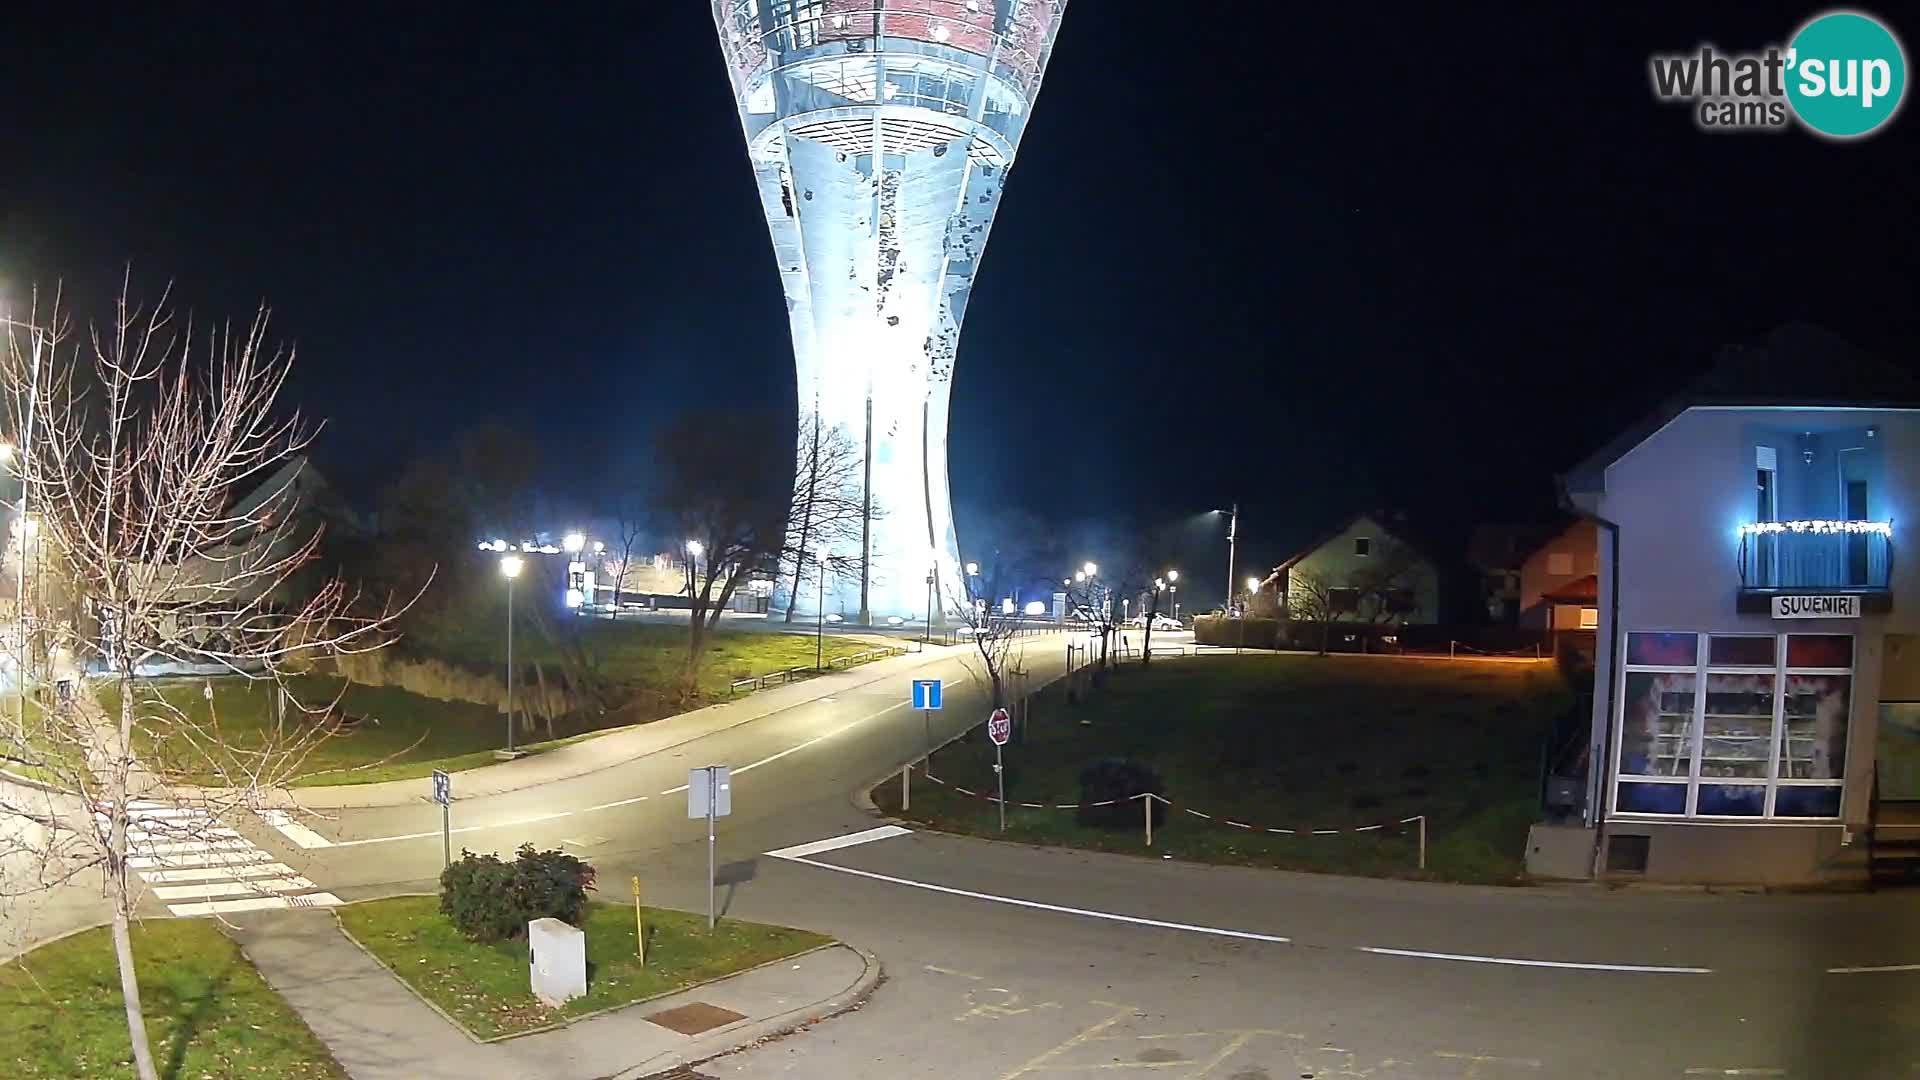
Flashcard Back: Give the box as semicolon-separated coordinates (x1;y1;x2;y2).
1083;561;1097;577
1166;569;1180;620
499;555;525;754
815;550;828;670
562;531;585;554
685;539;703;597
1215;505;1239;615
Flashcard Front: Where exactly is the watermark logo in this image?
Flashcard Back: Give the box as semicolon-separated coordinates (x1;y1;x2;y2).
1650;9;1907;139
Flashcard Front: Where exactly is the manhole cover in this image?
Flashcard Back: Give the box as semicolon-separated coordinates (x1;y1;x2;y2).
645;1001;747;1035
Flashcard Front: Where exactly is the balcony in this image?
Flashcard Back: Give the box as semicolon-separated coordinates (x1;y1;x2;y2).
1736;521;1893;613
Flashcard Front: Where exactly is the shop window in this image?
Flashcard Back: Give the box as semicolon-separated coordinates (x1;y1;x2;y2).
1787;634;1853;669
1614;631;1851;820
1579;607;1599;630
1627;631;1698;666
1709;635;1776;667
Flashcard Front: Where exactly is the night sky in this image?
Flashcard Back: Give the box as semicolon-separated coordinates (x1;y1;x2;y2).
2;3;1913;586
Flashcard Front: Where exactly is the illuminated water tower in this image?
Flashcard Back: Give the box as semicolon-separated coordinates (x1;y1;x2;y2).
710;1;1070;622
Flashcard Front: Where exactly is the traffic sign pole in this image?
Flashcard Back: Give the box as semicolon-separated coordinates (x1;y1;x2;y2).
707;787;716;930
995;740;1006;832
431;769;452;868
987;708;1011;833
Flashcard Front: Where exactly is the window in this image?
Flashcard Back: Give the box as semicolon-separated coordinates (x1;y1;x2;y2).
1353;537;1371;557
1328;587;1359;613
1548;552;1573;577
1612;631;1852;819
1579;607;1599;630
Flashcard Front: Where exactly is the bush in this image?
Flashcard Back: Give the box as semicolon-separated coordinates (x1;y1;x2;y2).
1192;616;1279;649
439;844;598;943
1076;758;1165;830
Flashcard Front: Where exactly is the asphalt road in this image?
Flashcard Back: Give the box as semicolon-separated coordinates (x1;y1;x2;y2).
12;629;1920;1077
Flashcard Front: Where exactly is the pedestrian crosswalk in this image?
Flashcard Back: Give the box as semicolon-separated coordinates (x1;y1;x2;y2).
103;800;341;916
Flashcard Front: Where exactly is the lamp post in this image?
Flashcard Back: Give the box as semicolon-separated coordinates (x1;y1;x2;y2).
684;539;703;598
1168;569;1180;621
815;550;827;670
499;555;524;754
1216;505;1239;616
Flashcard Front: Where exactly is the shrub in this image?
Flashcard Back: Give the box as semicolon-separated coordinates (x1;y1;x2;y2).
1076;758;1165;830
439;851;520;943
439;844;598;943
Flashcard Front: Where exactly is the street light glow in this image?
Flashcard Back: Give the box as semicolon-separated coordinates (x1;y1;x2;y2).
499;555;525;579
1155;577;1166;589
592;541;605;554
686;539;704;558
1167;569;1180;583
1247;577;1261;591
1074;571;1086;583
1083;561;1097;577
965;562;979;576
563;532;585;553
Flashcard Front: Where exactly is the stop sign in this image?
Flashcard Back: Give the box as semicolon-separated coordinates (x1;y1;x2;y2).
987;708;1011;746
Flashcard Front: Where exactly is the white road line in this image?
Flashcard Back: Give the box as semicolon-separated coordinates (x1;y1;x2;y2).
166;892;342;917
261;809;334;849
1357;946;1712;974
131;840;259;858
657;700;911;796
328;810;574;848
765;825;912;860
151;877;315;900
129;850;276;871
1827;962;1920;974
770;854;1291;945
1683;1069;1786;1077
139;862;300;884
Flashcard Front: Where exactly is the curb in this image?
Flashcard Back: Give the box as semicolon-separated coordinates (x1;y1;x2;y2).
610;944;884;1080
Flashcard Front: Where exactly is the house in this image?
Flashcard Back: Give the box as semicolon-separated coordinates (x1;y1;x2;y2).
1467;523;1564;623
1518;519;1600;632
1271;512;1442;625
1547;323;1920;885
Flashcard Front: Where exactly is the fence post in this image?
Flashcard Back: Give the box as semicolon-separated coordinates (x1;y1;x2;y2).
1417;816;1427;870
1449;640;1456;660
1132;792;1154;846
901;764;910;811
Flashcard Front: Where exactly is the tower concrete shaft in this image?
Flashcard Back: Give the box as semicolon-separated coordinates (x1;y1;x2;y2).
712;0;1068;621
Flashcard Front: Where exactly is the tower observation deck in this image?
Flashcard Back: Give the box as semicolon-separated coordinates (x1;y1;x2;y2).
711;1;1069;622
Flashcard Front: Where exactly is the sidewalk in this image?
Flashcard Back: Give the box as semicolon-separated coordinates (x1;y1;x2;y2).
225;908;880;1080
281;641;985;809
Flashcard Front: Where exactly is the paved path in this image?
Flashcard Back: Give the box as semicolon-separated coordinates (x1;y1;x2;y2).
226;907;875;1080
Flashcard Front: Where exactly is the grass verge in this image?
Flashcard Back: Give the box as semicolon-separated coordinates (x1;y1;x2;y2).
876;654;1570;884
336;895;834;1039
0;919;344;1079
98;625;891;788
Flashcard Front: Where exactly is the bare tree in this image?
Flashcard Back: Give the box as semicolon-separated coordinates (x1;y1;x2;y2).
0;278;408;1080
780;413;869;623
606;497;647;610
654;412;787;699
943;574;1024;712
1283;568;1339;655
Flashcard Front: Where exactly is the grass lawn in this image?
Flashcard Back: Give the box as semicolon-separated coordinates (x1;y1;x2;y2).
875;654;1572;884
336;896;833;1040
100;620;891;788
0;919;344;1079
406;617;885;701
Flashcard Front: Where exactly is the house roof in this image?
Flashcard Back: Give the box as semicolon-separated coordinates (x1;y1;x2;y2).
1561;323;1920;496
1466;521;1570;573
1270;512;1437;577
1541;574;1598;604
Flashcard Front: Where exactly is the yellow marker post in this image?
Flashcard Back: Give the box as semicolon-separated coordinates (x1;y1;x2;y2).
631;875;645;965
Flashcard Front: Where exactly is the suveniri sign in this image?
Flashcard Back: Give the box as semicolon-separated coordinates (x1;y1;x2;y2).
1772;594;1862;619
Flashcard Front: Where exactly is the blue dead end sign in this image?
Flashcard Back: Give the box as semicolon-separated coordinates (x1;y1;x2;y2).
912;678;943;711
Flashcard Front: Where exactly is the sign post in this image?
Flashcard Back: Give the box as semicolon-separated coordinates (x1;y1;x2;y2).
631;875;646;965
988;707;1011;832
431;769;452;867
912;678;943;762
688;765;732;930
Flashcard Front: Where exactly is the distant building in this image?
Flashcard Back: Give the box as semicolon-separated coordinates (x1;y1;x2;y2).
1551;324;1920;886
1467;523;1566;623
1271;513;1442;626
1518;520;1599;632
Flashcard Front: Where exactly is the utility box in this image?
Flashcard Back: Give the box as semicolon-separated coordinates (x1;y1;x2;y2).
528;918;587;1006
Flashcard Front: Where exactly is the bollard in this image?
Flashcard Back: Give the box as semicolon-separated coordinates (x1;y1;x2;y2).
631;875;646;965
901;763;911;811
1416;816;1427;870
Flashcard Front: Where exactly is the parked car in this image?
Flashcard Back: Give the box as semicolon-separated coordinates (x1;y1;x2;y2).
1126;613;1183;631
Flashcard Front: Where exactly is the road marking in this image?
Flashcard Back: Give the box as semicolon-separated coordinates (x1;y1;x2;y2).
328;810;574;848
1358;946;1711;974
1683;1069;1786;1076
1828;962;1920;973
129;850;275;871
262;809;334;849
166;893;342;917
1001;1002;1138;1079
140;862;301;884
764;825;912;860
770;855;1291;945
657;700;912;795
151;876;315;900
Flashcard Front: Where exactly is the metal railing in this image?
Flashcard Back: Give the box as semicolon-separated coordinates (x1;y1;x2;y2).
1739;529;1891;591
726;645;908;696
